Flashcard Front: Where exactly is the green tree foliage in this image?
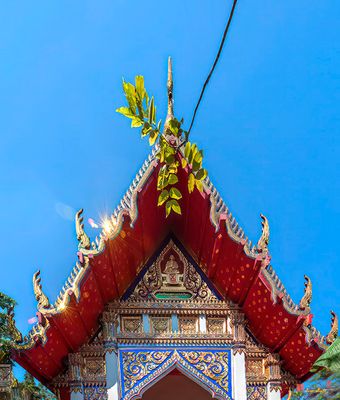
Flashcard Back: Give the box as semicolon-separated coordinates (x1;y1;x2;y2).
313;337;340;373
289;370;340;400
0;294;55;399
0;291;16;363
19;372;56;400
116;76;207;217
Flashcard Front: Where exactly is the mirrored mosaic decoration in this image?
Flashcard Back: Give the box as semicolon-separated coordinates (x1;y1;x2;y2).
247;385;267;400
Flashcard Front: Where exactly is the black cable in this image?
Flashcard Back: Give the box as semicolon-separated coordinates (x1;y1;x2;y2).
187;0;239;134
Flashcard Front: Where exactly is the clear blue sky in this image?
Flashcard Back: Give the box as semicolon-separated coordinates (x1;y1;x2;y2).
1;0;339;344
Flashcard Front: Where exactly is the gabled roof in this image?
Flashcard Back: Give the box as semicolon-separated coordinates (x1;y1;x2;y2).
12;148;336;389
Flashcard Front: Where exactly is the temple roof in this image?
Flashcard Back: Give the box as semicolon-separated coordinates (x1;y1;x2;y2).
12;147;336;389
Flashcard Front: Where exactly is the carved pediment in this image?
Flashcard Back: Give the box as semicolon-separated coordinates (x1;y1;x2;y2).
125;239;219;302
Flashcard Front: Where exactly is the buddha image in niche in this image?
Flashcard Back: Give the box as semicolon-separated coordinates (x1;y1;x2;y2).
163;254;182;286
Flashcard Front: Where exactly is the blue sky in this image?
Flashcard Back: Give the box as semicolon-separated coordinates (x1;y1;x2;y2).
1;0;339;348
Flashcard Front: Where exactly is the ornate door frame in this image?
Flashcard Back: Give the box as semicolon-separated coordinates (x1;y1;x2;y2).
118;347;232;400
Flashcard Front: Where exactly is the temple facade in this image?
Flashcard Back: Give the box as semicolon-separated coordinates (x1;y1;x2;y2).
1;64;338;400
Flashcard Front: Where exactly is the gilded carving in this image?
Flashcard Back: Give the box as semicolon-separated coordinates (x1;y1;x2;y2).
122;351;172;391
246;359;264;380
33;270;50;310
180;351;230;390
120;349;231;400
128;240;218;302
207;318;225;334
245;331;268;357
246;385;267;400
75;209;91;250
326;310;338;344
83;387;107;400
299;275;312;312
230;312;246;342
257;214;269;254
122;317;142;334
265;353;281;382
150;317;171;334
178;317;198;334
83;358;106;379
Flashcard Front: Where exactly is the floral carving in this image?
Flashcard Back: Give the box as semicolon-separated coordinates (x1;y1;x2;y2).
122;351;172;391
122;317;142;334
150;317;171;334
179;317;198;334
83;387;107;400
207;318;225;334
180;351;230;391
120;349;231;400
247;385;267;399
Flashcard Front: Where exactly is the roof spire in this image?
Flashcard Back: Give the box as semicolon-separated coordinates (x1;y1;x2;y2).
164;56;174;133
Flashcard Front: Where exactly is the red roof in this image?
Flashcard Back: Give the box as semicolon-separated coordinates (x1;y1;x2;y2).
13;150;329;393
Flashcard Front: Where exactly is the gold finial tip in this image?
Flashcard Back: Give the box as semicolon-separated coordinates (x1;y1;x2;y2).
165;56;174;129
167;57;173;89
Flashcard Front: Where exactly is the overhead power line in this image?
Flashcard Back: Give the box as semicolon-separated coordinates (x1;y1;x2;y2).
187;0;239;134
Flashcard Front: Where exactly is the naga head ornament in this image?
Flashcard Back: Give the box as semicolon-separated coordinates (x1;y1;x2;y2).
75;208;91;250
257;214;270;254
299;275;312;313
33;270;50;311
326;311;338;344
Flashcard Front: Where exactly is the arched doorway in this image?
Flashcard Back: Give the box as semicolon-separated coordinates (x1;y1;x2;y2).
142;369;213;400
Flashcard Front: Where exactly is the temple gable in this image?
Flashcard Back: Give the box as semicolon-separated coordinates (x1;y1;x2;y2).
124;238;219;303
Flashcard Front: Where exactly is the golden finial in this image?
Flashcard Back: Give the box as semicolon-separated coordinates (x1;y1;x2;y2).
33;270;50;310
299;275;312;312
257;214;270;253
164;56;174;133
326;311;338;344
75;209;91;250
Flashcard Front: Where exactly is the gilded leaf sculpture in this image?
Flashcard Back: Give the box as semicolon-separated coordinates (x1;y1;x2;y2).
299;275;312;312
75;208;91;250
33;270;50;310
